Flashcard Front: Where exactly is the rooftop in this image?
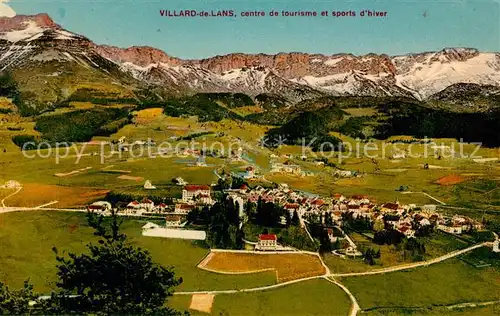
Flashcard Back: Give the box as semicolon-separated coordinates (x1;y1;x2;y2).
184;184;211;191
259;234;277;241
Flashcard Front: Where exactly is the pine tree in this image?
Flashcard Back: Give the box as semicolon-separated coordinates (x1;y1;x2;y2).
291;210;300;226
41;211;183;315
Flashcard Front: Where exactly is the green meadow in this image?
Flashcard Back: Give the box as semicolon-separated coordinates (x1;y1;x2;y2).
0;211;276;294
341;258;500;311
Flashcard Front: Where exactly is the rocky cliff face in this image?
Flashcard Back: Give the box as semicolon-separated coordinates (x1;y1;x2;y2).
96;45;182;67
0;13;498;105
0;13;59;32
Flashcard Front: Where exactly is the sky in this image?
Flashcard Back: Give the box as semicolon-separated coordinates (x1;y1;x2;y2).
2;0;499;59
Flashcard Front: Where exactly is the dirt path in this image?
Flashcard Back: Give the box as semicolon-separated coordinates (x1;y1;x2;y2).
401;191;446;205
175;242;487;296
329;242;487;278
324;277;360;316
1;186;22;207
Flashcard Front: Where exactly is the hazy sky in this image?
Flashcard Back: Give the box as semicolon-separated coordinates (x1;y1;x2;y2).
6;0;500;58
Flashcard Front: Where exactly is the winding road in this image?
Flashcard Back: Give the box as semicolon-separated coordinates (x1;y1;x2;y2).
1;186;22;208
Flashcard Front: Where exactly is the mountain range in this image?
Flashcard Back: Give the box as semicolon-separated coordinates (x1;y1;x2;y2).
1;13;500;111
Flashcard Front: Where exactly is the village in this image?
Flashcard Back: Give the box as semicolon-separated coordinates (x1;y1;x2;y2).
86;177;500;255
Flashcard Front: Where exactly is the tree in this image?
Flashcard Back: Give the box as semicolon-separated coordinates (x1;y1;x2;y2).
324;212;333;226
319;230;332;253
291;210;300;226
363;248;375;265
285;211;292;227
206;195;244;250
255;202;283;227
0;281;37;315
225;197;240;225
373;218;385;232
245;202;256;219
41;212;184;315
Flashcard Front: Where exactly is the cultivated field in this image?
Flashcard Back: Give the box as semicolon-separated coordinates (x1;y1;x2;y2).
199;251;326;282
2;184;109;208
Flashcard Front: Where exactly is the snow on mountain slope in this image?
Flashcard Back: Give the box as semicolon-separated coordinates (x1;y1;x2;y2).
1;14;500;105
395;51;500;99
2;21;44;42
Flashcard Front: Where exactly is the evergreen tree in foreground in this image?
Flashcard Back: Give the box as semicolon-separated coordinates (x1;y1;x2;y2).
41;212;184;315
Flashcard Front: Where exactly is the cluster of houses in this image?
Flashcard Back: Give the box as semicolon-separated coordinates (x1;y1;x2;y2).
437;215;483;235
87;178;488;248
225;185;485;241
270;161;303;176
87;184;215;227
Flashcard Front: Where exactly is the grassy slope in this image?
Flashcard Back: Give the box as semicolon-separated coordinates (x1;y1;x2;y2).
0;211;276;294
322;231;470;274
363;304;500;316
168;279;352;316
211;279;350;316
342;259;500;310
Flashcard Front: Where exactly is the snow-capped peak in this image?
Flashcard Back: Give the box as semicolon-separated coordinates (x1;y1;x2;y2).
1;21;45;42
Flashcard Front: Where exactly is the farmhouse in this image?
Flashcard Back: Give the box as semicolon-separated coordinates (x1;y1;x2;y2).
182;185;212;203
140;198;155;211
127;200;142;210
144;180;156;190
153;203;168;212
142;222;160;231
88;201;112;212
244;166;255;179
175;177;188;186
438;223;463;234
166;214;184;227
175;203;195;214
257;234;278;251
271;162;302;175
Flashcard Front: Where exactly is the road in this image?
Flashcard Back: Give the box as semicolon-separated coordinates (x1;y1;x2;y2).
9;205;490;315
328;242;487;277
174;242;487;296
0;206;86;214
1;186;22;207
324;277;360;316
401;191;446;205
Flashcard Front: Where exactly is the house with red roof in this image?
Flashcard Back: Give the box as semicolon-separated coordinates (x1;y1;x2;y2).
127;200;141;209
239;184;249;193
175;203;195;214
182;184;212;204
154;203;168;212
257;234;277;250
140;198;155;211
166;214;185;227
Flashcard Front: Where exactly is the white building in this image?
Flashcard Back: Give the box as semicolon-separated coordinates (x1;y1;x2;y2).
175;203;195;214
144;180;156;190
142;222;160;231
182;185;211;203
165;214;184;227
257;234;277;251
89;201;112;211
2;180;21;189
140;199;155;211
175;177;188;186
244;166;255;179
493;240;499;253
